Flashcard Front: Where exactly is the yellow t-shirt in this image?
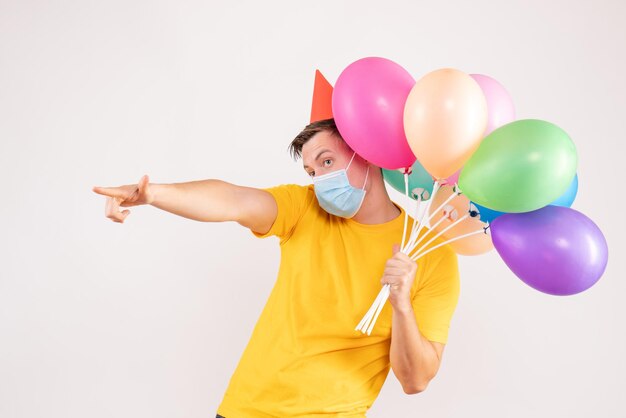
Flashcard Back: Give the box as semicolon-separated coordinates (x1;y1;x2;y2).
217;184;460;417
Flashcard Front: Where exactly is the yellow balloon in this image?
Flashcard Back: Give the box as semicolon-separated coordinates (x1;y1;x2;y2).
404;68;488;180
428;186;493;256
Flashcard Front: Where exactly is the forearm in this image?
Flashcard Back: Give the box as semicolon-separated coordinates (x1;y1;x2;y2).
150;179;241;222
390;305;439;393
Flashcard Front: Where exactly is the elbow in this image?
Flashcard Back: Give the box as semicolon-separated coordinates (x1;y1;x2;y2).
403;382;428;395
402;372;436;394
393;359;438;395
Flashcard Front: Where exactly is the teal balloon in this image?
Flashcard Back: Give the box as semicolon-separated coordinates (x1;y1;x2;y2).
472;173;579;223
383;159;434;200
458;119;577;213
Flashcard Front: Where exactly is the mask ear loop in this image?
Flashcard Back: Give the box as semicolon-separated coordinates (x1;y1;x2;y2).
346;162;369;219
346;151;357;171
361;164;370;189
346;151;369;189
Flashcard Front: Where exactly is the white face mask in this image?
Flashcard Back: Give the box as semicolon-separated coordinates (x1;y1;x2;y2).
311;151;369;218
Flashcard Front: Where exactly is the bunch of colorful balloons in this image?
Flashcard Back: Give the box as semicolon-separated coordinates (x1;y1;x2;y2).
329;57;608;308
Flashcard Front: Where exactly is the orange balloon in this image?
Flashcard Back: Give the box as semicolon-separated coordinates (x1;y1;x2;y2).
404;68;488;180
427;185;493;256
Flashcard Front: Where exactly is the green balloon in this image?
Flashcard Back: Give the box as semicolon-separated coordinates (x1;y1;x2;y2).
383;159;434;201
458;119;577;213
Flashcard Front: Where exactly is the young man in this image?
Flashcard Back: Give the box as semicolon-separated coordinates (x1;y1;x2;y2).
92;118;460;417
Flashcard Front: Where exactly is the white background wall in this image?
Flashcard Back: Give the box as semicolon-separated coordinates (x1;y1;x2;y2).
1;0;623;417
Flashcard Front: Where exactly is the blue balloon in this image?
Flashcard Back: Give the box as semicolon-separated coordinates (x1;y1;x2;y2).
472;203;505;223
550;173;578;207
471;173;578;223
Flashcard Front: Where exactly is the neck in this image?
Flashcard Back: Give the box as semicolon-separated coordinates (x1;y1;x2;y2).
351;169;401;225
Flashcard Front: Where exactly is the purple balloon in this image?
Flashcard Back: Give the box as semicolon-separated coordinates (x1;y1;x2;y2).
491;205;608;296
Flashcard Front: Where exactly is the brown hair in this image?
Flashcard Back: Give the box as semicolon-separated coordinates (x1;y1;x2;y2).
288;118;342;161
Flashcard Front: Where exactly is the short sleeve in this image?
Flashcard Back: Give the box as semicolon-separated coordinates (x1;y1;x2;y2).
412;245;461;344
251;183;313;243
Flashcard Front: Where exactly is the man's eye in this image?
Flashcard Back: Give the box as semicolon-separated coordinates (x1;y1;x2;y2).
323;159;332;166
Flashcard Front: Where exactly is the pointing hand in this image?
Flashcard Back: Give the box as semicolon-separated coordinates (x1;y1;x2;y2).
92;174;154;223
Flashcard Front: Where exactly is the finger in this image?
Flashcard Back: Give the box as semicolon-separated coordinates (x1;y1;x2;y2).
386;258;409;269
381;278;402;290
105;196;116;221
380;273;409;284
105;196;130;222
385;264;408;274
392;252;416;265
93;186;127;199
393;250;413;260
392;243;400;255
105;196;122;222
383;268;407;277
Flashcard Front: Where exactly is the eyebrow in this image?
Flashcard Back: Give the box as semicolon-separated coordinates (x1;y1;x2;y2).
303;149;332;169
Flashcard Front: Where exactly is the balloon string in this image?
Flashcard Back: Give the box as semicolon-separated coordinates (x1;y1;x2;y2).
355;284;389;332
358;222;487;334
405;193;423;251
404;183;462;255
400;191;422;257
410;209;453;255
355;283;392;335
357;180;441;335
404;182;463;254
402;180;442;253
400;172;410;250
408;213;470;259
357;181;471;335
366;286;389;335
411;227;489;261
428;210;450;232
404;182;448;254
357;172;418;334
357;283;391;332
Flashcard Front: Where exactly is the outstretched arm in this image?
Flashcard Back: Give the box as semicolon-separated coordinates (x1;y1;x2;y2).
150;179;278;233
93;175;278;234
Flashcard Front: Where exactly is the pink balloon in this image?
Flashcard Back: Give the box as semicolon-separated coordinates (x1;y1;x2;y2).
469;74;516;136
443;169;460;185
332;57;416;169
